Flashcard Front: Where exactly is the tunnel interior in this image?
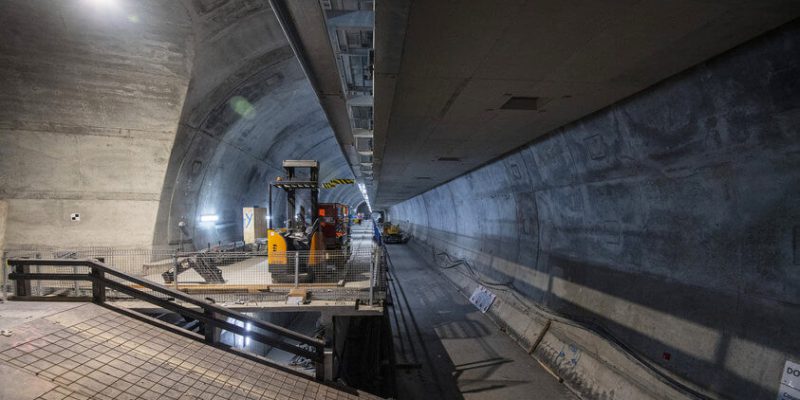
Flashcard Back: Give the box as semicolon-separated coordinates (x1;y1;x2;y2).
0;1;798;400
150;1;361;250
388;23;800;399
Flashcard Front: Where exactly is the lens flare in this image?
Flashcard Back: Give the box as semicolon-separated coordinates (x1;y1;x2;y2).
230;96;256;120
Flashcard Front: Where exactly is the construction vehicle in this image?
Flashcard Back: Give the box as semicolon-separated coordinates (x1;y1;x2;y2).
267;160;326;283
318;203;350;252
383;223;409;244
267;160;352;283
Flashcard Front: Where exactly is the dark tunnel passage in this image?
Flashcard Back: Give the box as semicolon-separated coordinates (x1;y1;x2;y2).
388;22;800;400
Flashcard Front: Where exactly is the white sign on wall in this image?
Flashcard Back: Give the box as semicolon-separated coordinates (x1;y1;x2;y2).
469;285;496;313
242;207;267;244
778;360;800;400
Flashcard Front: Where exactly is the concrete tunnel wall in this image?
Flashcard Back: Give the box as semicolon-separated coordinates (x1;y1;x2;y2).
0;0;193;248
0;0;361;250
151;0;361;250
388;22;800;399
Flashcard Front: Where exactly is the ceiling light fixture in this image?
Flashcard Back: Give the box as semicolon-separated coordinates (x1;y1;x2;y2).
199;214;219;223
85;0;119;8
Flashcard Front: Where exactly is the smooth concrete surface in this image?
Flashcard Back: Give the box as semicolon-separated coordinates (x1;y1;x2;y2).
0;302;83;331
0;0;193;249
0;0;362;251
1;2;798;399
152;0;361;250
372;0;800;206
389;21;800;400
0;302;382;400
276;0;366;180
0;363;57;400
386;244;575;400
0;199;7;251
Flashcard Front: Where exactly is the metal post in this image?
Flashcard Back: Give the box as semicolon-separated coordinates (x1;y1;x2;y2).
1;252;7;302
91;266;106;304
14;263;30;297
320;312;334;381
294;251;300;288
34;253;41;296
204;309;220;345
315;350;326;381
73;264;79;296
378;246;385;295
369;247;377;305
173;252;179;292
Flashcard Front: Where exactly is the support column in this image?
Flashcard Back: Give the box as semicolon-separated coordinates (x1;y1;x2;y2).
0;200;6;254
320;311;335;381
204;310;221;345
1;252;6;302
14;263;30;298
0;201;7;301
90;267;106;304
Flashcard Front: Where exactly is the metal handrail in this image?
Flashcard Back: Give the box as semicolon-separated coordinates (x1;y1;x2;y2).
6;257;326;380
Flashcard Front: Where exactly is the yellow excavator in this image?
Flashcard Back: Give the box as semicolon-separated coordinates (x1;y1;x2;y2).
266;160;326;283
383;222;409;244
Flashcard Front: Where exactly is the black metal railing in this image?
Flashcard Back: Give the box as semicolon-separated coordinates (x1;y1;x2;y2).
2;245;388;305
6;258;326;380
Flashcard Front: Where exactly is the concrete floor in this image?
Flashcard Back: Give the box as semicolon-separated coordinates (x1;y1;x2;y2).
385;244;576;400
0;302;382;400
0;301;83;331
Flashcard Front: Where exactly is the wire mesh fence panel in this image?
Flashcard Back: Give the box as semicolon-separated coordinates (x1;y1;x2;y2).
7;264;92;297
164;251;273;305
4;249;92;297
4;247;176;300
167;248;388;304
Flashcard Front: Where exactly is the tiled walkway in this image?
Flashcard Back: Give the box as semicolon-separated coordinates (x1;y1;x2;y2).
0;302;381;400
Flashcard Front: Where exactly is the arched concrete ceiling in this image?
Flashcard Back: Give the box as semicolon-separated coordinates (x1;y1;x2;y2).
154;1;360;249
373;0;800;208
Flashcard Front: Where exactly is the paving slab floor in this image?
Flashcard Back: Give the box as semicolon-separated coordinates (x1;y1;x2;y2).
0;301;381;400
385;243;576;400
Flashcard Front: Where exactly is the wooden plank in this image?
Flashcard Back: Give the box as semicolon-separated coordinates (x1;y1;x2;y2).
128;282;341;292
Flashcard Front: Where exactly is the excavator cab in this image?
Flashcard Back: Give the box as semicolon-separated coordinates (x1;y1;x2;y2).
383;223;409;244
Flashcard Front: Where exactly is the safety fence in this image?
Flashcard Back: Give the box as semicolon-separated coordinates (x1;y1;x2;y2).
1;246;388;306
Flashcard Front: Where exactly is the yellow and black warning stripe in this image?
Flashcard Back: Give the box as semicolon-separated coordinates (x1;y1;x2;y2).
322;178;355;189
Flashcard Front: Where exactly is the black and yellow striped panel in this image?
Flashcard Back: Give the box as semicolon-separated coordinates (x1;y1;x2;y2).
321;178;355;189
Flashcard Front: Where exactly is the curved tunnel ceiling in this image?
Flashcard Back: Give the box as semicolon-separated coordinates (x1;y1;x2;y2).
153;2;360;249
372;0;800;208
